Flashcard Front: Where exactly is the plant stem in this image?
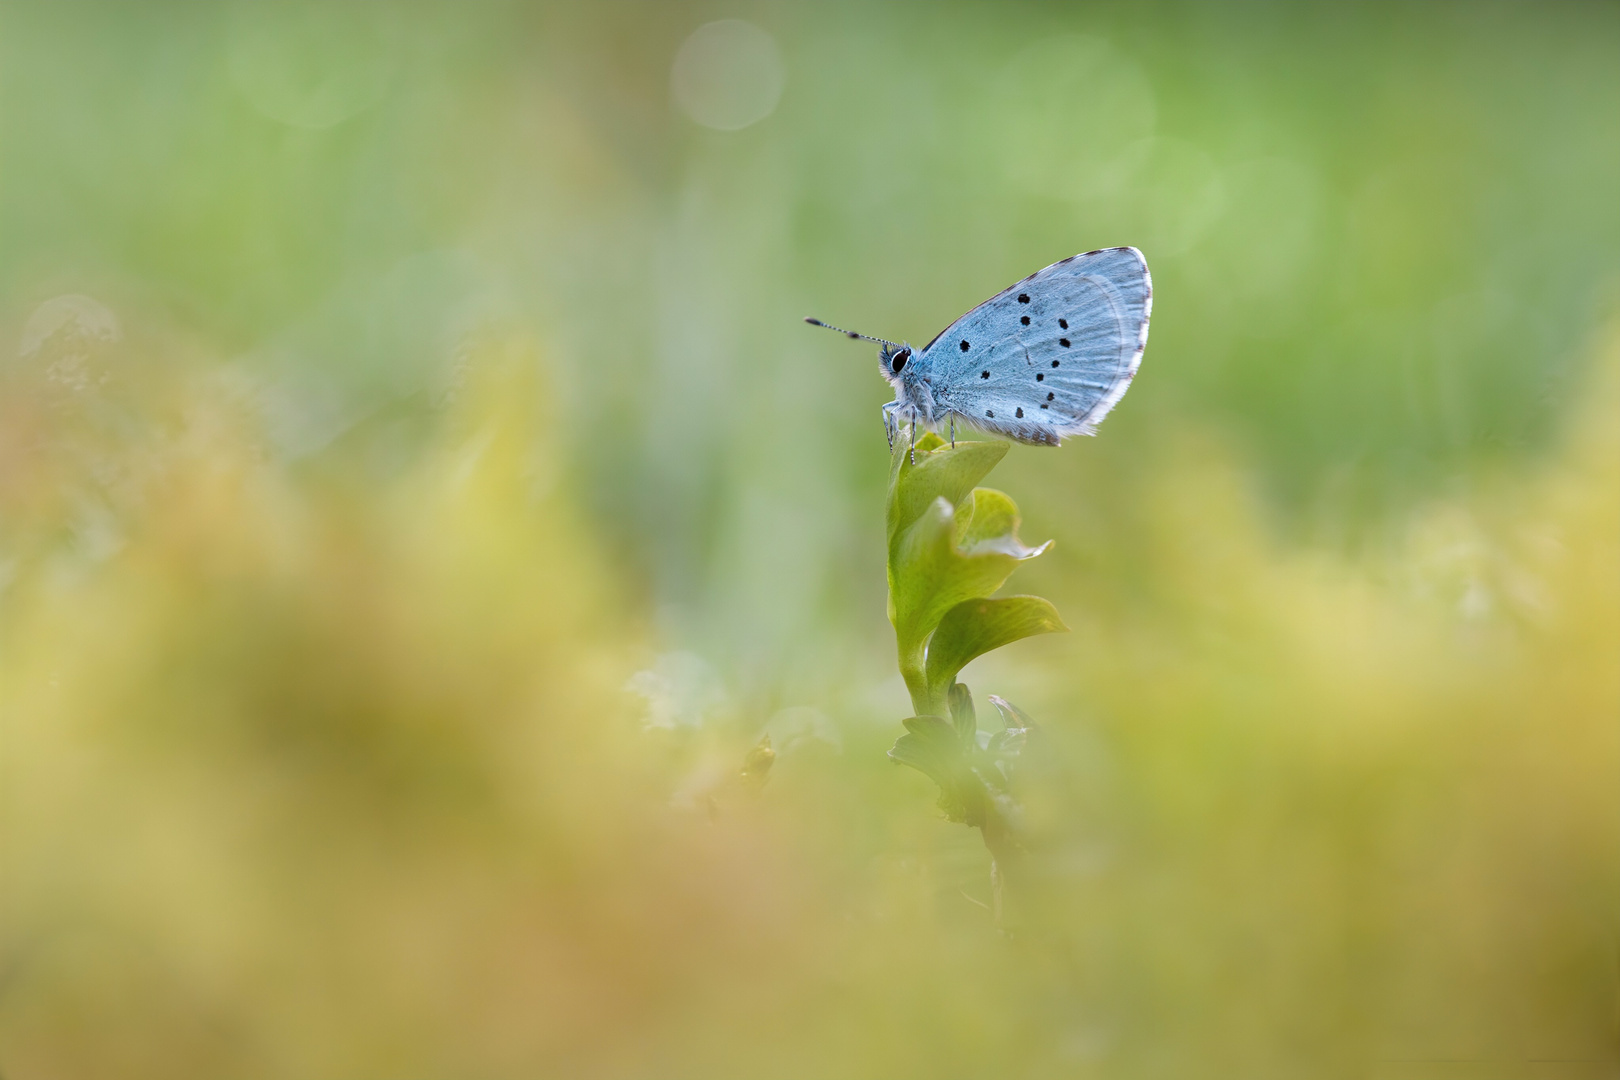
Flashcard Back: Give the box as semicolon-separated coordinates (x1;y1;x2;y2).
898;646;945;717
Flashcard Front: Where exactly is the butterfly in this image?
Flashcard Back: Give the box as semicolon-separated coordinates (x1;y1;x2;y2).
808;247;1151;450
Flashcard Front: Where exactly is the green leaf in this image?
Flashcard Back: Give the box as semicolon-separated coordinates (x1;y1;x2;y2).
887;437;1008;550
985;697;1043;782
888;714;963;796
888;714;988;827
890;496;1028;661
948;682;977;745
883;437;1059;717
879;432;1062;856
955;488;1049;558
895;713;957;757
925;596;1068;695
987;695;1039;733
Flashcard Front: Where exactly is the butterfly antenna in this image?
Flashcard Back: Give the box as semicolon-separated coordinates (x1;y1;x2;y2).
803;317;901;350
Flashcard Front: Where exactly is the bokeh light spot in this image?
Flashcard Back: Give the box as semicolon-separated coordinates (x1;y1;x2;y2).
19;294;120;361
671;19;785;132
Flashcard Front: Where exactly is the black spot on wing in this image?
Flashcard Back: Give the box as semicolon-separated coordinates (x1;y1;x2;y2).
981;370;990;379
959;340;970;352
1017;293;1029;304
1058;318;1068;329
1059;338;1070;348
986;410;994;418
1036;373;1044;382
1020;315;1029;325
1016;407;1024;419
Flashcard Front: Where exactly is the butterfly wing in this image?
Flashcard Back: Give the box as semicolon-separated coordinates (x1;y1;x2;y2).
918;247;1151;445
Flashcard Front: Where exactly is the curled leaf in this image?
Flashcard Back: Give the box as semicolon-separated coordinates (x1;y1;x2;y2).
890;496;1031;668
925;596;1068;697
988;694;1039;733
887;437;1008;550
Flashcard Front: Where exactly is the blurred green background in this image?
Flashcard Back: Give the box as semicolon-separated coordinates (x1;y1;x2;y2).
2;3;1617;1077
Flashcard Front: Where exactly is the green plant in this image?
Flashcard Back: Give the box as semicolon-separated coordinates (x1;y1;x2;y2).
883;431;1065;920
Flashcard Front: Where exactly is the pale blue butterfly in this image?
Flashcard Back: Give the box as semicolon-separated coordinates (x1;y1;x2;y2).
808;247;1151;450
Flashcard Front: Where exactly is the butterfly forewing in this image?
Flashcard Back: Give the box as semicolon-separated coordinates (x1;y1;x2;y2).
919;247;1151;444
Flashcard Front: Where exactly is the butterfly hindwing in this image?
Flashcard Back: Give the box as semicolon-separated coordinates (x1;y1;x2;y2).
917;247;1151;444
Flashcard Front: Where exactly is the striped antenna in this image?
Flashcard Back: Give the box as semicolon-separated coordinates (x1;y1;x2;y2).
804;317;901;350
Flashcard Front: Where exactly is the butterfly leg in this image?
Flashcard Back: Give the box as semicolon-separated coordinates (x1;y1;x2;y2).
881;401;900;450
950;415;956;448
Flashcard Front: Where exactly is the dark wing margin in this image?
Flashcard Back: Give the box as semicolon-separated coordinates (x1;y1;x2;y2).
923;247;1143;354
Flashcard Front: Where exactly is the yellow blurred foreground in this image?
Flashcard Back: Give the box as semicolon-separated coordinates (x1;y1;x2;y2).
2;326;1614;1079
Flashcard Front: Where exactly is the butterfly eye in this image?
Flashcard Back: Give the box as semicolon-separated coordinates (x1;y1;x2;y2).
890;348;910;373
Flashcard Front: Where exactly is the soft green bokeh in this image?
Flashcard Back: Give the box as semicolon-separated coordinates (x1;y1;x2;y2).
1;3;1616;1078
